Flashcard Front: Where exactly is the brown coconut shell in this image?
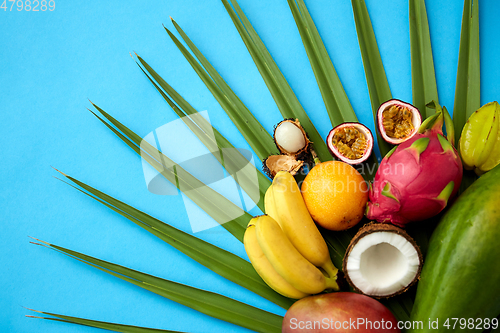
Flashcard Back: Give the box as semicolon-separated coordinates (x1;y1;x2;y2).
342;222;423;299
262;154;304;179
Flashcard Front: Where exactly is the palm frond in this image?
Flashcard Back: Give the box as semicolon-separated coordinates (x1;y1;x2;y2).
54;172;293;309
454;0;480;192
221;0;331;161
27;309;181;333
31;240;283;333
409;0;439;118
134;54;271;212
90;103;249;242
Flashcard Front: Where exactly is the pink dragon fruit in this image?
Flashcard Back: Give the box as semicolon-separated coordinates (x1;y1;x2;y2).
366;104;463;227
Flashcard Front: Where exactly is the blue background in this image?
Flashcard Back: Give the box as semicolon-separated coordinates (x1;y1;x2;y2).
1;0;499;332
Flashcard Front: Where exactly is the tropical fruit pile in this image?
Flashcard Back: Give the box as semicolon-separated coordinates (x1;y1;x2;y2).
246;98;500;332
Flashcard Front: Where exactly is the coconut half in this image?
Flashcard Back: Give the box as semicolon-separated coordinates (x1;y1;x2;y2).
343;222;422;298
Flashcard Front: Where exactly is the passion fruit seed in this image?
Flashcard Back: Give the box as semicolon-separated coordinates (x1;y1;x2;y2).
331;127;367;160
382;105;414;140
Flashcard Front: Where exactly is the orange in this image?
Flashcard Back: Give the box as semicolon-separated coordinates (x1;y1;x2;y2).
301;161;368;231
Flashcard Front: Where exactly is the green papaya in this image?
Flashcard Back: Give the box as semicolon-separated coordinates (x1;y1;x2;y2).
409;164;500;332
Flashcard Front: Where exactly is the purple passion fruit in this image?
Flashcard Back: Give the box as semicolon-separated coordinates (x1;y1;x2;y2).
377;99;422;144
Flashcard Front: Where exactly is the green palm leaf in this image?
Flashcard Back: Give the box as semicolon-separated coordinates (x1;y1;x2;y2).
54;172;293;309
287;0;378;180
221;0;331;161
163;21;277;162
409;0;439;118
134;54;271;212
287;0;357;126
351;0;393;157
31;240;283;333
454;0;480;192
27;309;181;333
349;4;427;319
453;0;480;142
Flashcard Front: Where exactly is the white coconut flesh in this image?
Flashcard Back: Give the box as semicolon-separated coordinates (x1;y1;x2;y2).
275;122;306;153
345;231;420;297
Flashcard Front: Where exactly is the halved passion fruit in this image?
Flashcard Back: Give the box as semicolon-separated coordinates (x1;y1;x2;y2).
326;122;373;164
377;99;422;144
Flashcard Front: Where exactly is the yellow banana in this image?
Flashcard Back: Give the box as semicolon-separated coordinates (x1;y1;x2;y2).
244;219;309;299
254;215;338;294
271;171;338;279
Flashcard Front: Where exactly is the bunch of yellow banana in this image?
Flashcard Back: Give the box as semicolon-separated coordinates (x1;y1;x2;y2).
244;171;339;299
459;101;500;175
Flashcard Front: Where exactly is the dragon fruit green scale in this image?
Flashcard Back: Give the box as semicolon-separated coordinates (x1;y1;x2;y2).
366;108;463;227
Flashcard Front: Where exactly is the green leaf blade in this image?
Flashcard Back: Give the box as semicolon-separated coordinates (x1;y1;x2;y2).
90;104;249;241
221;0;331;161
57;173;293;309
351;0;393;157
134;55;271;212
454;0;480;194
409;0;439;118
453;0;480;146
28;310;181;333
35;241;283;333
288;0;358;127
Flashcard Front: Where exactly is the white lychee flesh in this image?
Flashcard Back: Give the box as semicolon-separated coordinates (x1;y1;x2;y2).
345;231;420;297
275;122;306;153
